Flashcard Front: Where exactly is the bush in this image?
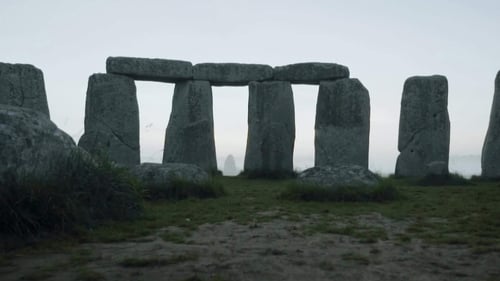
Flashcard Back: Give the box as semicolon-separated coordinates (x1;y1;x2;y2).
142;179;226;201
0;150;143;240
416;173;473;186
279;180;401;202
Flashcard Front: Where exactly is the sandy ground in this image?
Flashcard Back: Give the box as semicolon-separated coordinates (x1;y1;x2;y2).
1;213;499;281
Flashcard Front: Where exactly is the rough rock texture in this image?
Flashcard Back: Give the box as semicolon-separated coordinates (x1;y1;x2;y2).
482;71;500;178
130;163;209;187
0;105;76;183
193;63;273;86
244;81;295;174
106;56;193;83
163;80;217;172
395;75;450;177
298;165;379;188
273;62;349;85
315;79;370;168
78;73;139;167
0;62;50;117
223;154;238;176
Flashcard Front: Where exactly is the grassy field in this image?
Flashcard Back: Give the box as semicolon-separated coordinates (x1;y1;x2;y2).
69;176;500;253
2;176;500;281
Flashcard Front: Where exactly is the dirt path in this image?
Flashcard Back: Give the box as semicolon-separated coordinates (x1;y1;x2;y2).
1;214;499;281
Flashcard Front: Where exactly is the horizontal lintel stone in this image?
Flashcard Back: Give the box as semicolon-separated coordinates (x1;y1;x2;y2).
193;63;273;86
106;56;193;83
273;62;349;85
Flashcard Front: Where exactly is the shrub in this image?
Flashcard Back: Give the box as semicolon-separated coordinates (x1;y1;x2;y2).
0;150;143;240
142;178;226;201
279;180;400;202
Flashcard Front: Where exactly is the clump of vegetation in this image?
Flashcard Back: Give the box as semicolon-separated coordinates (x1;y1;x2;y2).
279;180;401;202
341;252;370;265
239;170;297;180
469;174;500;182
416;173;473;186
0;150;143;243
161;229;191;244
142;178;226;201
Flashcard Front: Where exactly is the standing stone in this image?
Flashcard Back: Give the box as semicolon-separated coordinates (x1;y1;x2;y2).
0;62;50;117
244;81;295;175
78;73;139;167
481;71;500;178
315;79;370;168
223;154;238;176
395;75;450;177
163;80;217;172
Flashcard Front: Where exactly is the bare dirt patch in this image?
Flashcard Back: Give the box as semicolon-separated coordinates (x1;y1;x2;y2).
1;213;499;281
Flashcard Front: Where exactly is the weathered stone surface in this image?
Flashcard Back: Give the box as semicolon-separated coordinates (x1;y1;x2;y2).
244;81;295;174
315;79;370;168
223;154;238;176
426;161;448;176
395;75;450;177
0;62;50;117
163;80;217;171
482;71;500;178
130;163;209;188
78;73;139;167
106;56;193;83
298;165;379;188
193;63;273;86
273;62;349;85
0;105;76;184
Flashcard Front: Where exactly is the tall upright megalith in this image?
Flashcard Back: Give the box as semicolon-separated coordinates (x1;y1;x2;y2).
481;71;500;178
0;62;50;117
78;73;140;166
163;80;217;172
244;81;295;175
315;79;370;168
395;75;450;177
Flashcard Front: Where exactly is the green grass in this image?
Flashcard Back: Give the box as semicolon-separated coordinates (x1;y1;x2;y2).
19;263;60;280
0;150;143;247
143;179;226;201
341;252;370;265
416;173;473;186
238;170;297;179
75;267;106;281
76;176;500;250
3;176;500;256
161;230;191;244
69;248;100;266
279;179;401;202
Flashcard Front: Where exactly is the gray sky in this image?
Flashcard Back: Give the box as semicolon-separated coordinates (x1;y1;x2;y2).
1;0;499;175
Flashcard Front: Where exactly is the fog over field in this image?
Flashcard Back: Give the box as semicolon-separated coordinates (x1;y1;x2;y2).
1;0;499;176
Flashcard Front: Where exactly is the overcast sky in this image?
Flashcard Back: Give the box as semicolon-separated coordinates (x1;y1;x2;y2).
1;0;499;175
